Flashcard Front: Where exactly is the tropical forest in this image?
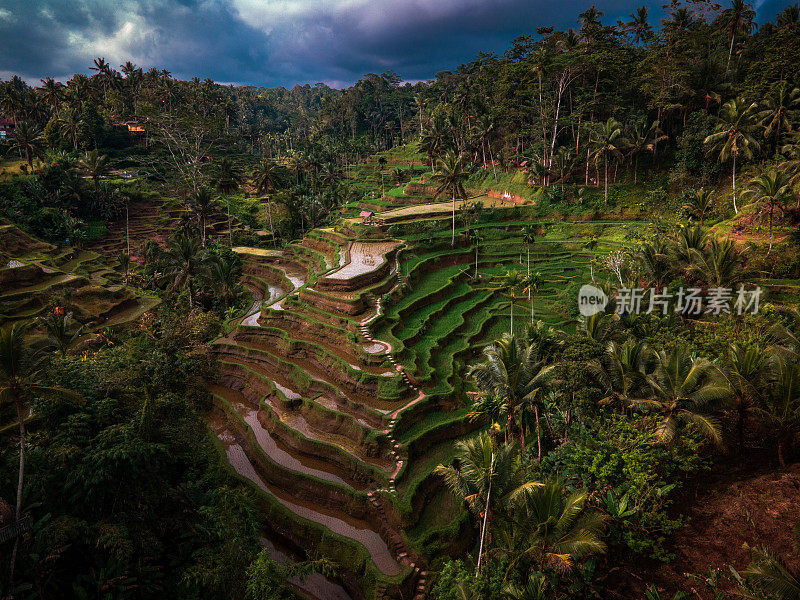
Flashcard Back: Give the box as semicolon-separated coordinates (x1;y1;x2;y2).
1;2;800;599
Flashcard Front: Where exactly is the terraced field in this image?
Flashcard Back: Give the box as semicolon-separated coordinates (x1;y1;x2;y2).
0;220;160;331
203;148;660;599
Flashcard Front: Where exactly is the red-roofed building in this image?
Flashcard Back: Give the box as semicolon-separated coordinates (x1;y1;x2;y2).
0;118;15;139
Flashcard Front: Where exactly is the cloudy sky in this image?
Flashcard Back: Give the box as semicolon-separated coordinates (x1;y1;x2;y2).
0;0;793;88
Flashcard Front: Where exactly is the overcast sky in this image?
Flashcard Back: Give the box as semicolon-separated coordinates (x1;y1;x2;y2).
0;0;793;88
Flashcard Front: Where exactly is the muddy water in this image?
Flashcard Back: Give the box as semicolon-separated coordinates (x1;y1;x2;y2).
326;241;399;280
362;342;385;354
264;539;353;600
211;385;353;488
208;412;401;576
242;283;287;327
273;380;301;400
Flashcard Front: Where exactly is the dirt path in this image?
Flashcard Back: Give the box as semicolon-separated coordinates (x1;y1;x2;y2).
620;460;800;599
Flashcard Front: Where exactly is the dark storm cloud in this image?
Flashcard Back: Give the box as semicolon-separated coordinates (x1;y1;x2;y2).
0;0;794;87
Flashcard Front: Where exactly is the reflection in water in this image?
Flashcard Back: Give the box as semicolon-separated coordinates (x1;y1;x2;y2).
263;539;353;600
208;413;401;576
223;391;352;488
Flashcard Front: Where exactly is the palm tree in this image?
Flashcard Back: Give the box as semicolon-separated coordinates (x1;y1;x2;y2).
117;252;131;283
468;332;554;457
638;239;673;289
589;340;651;407
1;324;79;586
631;345;731;446
502;574;549;600
777;4;800;27
162;232;206;309
215;157;241;247
704;97;761;213
207;252;242;310
497;480;606;578
11;123;44;172
412;92;427;136
626;119;665;184
502;270;523;336
742;535;800;600
760;359;800;466
584;234;599;282
684;188;715;227
59;109;81;151
521;271;543;323
588;118;627;206
252;159;283;247
39;311;85;357
188;188;216;247
522;226;536;277
431;150;469;247
79;149;111;188
758;82;800;156
473;231;485;279
468;393;509;432
689;236;742;288
719;344;771;449
434;433;539;572
627;6;653;45
719;0;755;68
745;170;791;254
89;56;112;104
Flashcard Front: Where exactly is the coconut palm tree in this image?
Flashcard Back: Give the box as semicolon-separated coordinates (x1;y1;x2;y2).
521;271;543;323
431;150;469;247
59;109;81;151
79;149;111;188
631;345;731;446
638;239;673;289
588;118;627;206
758;82;800;157
719;0;756;68
207;252;242;310
627;5;653;45
468;393;508;431
589;340;651;408
162;231;206;309
473;231;485;279
689;236;742;288
759;358;800;466
626;119;665;184
188;188;216;247
502;269;524;336
744;170;791;254
522;226;536;277
684;188;715;227
117;251;131;283
11;123;44;172
1;324;79;587
673;223;709;271
496;480;606;578
704;97;761;213
434;433;539;573
215;157;241;247
252;159;284;247
719;344;772;450
502;574;549;600
742;535;800;600
39;311;85;357
468;332;555;457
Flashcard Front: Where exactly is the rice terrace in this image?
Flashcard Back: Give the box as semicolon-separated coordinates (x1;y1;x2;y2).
2;2;800;600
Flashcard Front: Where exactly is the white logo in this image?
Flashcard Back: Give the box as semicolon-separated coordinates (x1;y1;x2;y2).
578;284;608;316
